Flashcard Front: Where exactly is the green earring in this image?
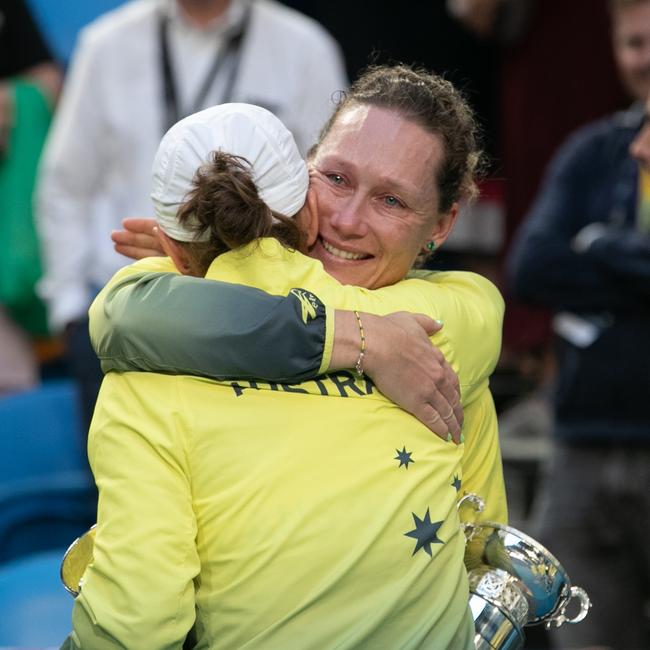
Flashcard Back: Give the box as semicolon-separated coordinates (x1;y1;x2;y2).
426;241;436;252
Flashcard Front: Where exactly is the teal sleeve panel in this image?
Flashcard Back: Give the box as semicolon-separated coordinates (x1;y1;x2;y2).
90;272;328;383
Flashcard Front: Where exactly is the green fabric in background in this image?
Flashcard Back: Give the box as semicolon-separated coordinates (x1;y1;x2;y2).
0;81;52;335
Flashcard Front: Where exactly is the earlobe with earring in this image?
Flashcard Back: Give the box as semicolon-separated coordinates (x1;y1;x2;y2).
426;241;436;252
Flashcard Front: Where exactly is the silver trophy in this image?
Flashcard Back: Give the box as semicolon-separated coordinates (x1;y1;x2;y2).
460;495;591;650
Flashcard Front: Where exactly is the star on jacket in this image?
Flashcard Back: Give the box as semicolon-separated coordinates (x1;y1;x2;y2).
451;475;462;492
395;446;414;469
405;508;444;556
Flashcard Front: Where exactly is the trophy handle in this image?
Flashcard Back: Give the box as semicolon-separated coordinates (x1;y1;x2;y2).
458;493;485;541
545;586;591;628
458;493;485;513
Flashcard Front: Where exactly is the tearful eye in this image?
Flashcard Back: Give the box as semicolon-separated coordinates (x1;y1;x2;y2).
327;173;344;185
384;196;401;207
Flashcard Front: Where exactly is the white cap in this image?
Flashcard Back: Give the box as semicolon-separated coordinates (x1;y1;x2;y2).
151;103;309;242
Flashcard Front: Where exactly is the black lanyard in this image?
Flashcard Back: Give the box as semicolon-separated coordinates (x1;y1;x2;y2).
159;6;250;133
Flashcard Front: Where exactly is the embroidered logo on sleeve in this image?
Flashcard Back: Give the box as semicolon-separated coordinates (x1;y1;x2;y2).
290;288;320;324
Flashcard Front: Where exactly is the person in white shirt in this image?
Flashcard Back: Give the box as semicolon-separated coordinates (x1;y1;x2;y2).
36;0;347;430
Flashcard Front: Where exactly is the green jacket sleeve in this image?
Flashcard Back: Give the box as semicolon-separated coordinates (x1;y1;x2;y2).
89;270;333;382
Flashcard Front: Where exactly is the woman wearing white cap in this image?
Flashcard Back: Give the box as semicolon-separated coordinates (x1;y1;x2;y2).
69;68;506;649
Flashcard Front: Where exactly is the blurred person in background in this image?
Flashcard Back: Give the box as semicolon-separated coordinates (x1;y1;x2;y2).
36;0;346;432
0;0;61;394
507;1;650;647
